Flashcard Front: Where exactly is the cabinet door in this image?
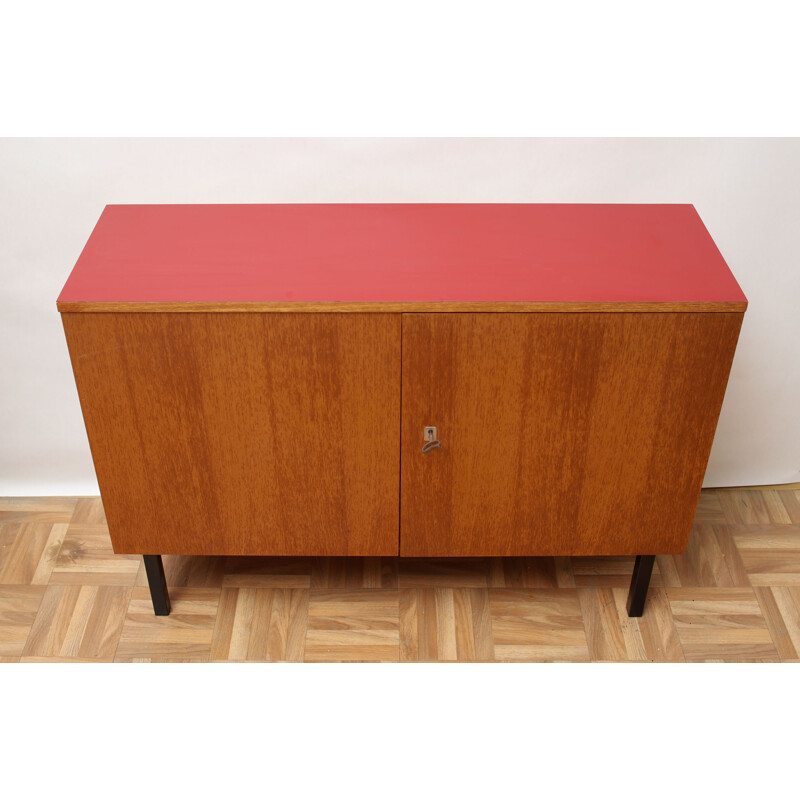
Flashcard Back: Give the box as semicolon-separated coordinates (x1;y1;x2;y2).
400;312;742;557
63;312;401;556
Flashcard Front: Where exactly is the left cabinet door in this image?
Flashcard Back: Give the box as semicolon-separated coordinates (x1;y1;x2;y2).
62;312;401;556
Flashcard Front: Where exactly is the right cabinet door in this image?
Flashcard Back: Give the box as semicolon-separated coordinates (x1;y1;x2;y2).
400;312;742;557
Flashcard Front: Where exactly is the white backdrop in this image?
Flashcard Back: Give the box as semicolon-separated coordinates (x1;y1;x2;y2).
1;138;798;495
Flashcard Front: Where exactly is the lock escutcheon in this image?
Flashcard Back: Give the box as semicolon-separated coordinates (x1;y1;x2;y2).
422;426;441;453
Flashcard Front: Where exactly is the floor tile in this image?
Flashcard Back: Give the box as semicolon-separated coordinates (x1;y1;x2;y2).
70;498;107;526
571;556;664;588
398;558;489;588
490;589;589;661
51;526;139;585
115;587;219;659
305;589;399;661
0;586;46;656
0;498;77;524
210;587;308;661
222;557;312;588
311;557;397;589
754;586;800;659
667;588;778;660
734;525;800;585
21;584;132;658
400;587;493;661
0;523;67;584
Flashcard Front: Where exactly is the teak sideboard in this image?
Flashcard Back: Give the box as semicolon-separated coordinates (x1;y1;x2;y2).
58;204;747;617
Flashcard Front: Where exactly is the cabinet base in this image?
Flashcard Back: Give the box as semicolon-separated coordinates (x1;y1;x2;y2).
141;553;656;619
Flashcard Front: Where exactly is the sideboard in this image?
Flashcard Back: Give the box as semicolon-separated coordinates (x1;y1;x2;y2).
57;204;746;617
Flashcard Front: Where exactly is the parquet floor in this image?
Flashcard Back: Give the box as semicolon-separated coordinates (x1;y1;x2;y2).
1;488;800;662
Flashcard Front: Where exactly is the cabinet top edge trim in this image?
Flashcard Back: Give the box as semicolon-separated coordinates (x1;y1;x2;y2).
57;300;748;314
57;205;747;308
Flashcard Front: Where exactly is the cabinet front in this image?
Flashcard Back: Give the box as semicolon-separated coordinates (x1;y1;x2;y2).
400;312;742;557
62;312;401;556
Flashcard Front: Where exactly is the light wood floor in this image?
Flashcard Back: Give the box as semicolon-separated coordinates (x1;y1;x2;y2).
1;488;800;662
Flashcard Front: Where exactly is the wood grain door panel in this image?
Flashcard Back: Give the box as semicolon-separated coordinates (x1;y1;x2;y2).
62;313;401;556
400;313;743;557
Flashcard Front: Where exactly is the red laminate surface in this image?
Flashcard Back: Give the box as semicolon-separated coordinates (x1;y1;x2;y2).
58;204;746;305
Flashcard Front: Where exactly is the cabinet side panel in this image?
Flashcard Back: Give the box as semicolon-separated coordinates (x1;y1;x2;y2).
401;312;743;557
61;312;401;556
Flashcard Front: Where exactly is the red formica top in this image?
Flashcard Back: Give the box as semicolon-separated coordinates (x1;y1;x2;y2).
58;204;746;307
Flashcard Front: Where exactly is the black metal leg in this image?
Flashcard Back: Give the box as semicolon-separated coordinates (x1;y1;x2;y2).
626;555;656;617
143;555;171;616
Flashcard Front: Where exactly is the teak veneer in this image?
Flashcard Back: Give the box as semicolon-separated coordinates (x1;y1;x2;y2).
58;204;747;617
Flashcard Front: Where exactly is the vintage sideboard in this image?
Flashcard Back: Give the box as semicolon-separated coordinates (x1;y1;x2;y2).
57;204;746;617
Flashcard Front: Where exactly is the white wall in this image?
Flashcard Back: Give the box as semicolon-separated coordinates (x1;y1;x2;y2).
1;138;798;494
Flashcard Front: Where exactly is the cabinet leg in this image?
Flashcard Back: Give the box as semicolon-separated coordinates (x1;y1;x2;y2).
143;555;171;616
626;555;655;617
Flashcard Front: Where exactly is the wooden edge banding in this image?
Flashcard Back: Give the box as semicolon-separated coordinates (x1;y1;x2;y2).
57;300;748;313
